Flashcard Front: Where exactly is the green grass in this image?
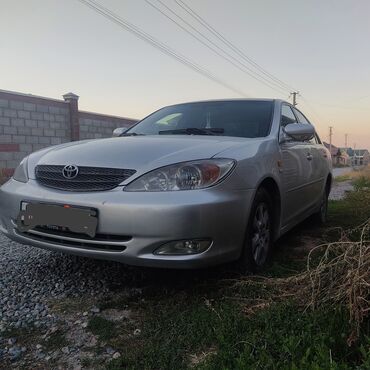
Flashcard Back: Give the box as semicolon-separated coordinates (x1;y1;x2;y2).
42;329;68;352
1;326;67;367
3;327;68;358
328;189;370;228
335;175;351;182
88;316;117;341
353;176;370;191
335;166;370;188
3;326;43;345
97;295;133;311
48;297;95;314
105;297;369;370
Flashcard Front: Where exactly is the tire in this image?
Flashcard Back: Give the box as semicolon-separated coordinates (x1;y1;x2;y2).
313;188;329;225
238;188;274;273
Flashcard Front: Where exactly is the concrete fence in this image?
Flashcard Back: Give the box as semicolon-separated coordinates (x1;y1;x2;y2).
0;89;137;178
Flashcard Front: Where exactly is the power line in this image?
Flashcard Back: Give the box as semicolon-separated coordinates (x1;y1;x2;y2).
345;94;370;105
299;95;324;124
176;0;295;92
76;0;250;97
302;100;370;111
145;0;290;96
175;0;296;92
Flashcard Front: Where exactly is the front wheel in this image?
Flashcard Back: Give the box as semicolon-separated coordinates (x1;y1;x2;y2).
314;189;329;225
238;188;273;273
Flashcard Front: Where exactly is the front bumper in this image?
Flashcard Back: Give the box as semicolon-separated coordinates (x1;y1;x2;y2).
0;179;254;269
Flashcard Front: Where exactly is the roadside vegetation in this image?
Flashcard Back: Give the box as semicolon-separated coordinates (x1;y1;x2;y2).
335;165;370;187
102;188;370;369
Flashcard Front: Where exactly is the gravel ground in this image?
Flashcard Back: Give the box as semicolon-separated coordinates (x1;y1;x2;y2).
0;234;128;332
0;233;149;366
332;167;352;178
0;234;214;368
329;180;354;200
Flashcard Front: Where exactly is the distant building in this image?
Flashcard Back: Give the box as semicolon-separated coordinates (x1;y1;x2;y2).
324;142;370;167
351;149;370;166
323;142;350;166
336;148;351;166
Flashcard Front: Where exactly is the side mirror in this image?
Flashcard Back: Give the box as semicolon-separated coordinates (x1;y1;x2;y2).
283;123;315;142
112;127;128;137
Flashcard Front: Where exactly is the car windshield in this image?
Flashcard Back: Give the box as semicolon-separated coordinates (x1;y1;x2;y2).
125;101;274;138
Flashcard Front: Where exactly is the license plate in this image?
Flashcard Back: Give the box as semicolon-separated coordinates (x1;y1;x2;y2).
17;202;98;238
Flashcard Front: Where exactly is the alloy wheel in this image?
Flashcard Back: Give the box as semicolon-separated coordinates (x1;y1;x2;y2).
251;202;270;266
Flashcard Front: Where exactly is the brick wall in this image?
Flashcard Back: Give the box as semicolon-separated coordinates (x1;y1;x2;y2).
0;89;137;178
79;111;136;140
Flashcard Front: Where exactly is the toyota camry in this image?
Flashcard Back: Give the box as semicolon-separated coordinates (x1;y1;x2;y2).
0;99;332;271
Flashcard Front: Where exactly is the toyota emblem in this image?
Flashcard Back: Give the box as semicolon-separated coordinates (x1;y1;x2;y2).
62;165;79;179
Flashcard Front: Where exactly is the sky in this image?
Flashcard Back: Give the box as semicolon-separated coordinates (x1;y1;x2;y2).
1;0;369;149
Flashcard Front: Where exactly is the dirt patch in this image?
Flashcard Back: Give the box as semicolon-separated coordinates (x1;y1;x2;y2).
329;180;354;200
189;346;217;367
100;308;133;322
291;236;323;256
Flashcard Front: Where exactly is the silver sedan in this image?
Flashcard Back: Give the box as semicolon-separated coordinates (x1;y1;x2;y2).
0;99;332;271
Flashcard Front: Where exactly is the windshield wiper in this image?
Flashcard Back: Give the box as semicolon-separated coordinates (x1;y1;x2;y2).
158;128;224;136
120;132;145;137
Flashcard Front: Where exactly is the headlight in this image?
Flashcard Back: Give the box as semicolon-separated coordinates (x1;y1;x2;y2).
13;157;29;183
124;159;235;192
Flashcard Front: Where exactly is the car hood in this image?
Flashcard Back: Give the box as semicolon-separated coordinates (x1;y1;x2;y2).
28;135;259;181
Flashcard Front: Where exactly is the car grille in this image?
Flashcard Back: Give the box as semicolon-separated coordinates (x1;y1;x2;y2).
35;165;136;192
14;225;130;252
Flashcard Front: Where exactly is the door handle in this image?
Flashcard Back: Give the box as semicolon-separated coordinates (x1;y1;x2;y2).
306;153;313;161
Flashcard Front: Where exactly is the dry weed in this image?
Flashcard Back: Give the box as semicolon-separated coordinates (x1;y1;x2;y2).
235;220;370;343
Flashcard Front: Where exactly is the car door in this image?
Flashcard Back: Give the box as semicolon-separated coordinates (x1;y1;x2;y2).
292;107;327;204
279;104;315;227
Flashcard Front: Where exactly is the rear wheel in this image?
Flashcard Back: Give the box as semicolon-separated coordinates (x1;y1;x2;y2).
238;188;273;272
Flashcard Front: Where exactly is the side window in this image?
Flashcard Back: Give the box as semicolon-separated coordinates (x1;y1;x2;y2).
293;108;310;124
310;136;318;144
293;108;318;144
281;105;297;127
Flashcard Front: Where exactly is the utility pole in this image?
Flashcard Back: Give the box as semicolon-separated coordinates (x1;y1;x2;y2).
344;133;348;149
329;126;333;155
290;91;299;106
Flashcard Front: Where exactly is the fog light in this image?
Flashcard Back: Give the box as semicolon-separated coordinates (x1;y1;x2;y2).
154;239;212;255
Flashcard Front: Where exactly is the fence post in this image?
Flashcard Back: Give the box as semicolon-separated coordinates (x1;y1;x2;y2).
63;92;79;141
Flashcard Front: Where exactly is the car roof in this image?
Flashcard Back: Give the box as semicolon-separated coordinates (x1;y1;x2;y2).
162;98;288;108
